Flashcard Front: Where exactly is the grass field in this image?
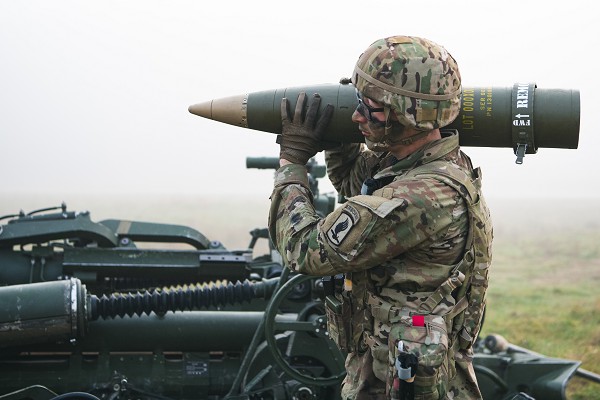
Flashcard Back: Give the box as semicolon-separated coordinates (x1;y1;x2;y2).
1;194;599;398
481;198;600;399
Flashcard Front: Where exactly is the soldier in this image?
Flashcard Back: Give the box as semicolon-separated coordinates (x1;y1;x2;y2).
268;35;493;400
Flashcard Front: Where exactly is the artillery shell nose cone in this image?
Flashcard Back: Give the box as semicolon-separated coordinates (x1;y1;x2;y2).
188;94;249;128
188;101;213;118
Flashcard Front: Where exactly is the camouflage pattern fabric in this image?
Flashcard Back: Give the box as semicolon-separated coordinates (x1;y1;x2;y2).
268;132;492;400
321;142;382;196
352;35;462;132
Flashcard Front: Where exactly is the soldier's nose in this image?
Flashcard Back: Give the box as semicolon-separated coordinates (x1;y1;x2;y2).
352;109;366;123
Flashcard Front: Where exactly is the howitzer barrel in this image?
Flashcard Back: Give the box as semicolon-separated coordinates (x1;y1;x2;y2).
83;311;296;352
189;83;580;155
0;278;279;348
246;157;281;170
0;279;87;347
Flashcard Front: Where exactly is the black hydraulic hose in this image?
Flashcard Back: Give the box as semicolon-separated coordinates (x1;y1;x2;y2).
223;268;291;398
50;393;101;400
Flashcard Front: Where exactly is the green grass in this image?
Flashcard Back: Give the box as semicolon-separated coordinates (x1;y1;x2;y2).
481;199;600;399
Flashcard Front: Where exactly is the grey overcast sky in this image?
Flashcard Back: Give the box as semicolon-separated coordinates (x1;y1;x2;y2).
0;0;598;204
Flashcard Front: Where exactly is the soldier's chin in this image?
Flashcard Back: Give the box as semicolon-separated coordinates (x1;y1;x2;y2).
364;137;392;152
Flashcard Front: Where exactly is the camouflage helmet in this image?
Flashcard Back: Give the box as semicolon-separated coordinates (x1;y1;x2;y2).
352;35;462;131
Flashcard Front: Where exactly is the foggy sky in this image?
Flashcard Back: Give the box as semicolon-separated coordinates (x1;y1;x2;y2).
1;0;598;207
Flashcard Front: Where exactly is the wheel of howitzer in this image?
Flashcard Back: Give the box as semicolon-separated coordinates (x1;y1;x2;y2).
264;274;346;386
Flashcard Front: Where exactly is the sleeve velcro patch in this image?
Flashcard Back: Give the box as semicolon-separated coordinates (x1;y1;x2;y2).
326;204;361;246
349;194;408;218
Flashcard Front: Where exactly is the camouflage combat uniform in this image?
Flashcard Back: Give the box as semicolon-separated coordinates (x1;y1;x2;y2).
269;131;493;400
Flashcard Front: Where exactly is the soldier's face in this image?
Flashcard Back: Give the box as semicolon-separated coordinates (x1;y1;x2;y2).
353;93;394;143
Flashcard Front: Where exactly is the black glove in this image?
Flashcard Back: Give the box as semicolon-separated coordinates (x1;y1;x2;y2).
277;92;335;165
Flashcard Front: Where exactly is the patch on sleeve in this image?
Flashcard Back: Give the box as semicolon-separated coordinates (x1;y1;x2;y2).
326;204;360;247
350;194;408;218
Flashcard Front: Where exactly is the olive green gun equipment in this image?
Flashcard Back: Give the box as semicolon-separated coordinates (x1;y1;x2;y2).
189;82;579;164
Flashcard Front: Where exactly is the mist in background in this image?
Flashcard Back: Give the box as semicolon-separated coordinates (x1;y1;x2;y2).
1;0;598;212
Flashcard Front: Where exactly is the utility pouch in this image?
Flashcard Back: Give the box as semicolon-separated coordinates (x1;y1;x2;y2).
325;294;353;352
388;315;450;400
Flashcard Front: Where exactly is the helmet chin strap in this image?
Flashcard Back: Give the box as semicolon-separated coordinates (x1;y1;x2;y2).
364;123;430;151
386;123;431;146
364;137;391;152
363;108;432;151
383;108;431;146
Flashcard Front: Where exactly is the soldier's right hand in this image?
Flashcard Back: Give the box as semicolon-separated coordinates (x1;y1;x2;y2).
277;92;336;165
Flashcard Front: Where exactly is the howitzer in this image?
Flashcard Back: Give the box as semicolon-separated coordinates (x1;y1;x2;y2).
0;159;598;400
0;195;345;399
189;82;580;164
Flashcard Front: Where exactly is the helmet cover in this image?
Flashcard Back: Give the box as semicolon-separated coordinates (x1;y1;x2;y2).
352;35;462;132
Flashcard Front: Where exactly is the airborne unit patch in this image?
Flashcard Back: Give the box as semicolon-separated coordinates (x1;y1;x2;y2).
326;205;360;246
